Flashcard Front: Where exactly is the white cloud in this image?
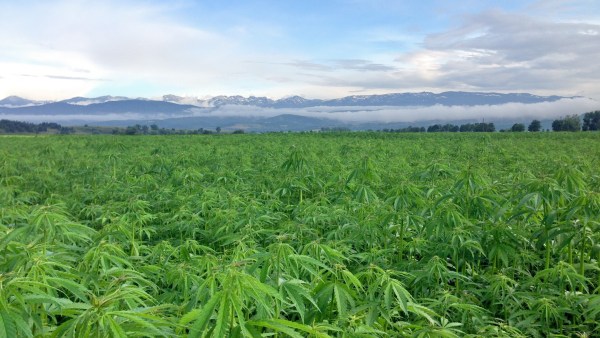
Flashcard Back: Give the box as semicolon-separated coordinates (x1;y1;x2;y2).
0;1;599;101
416;10;600;98
4;98;596;126
0;1;246;99
205;97;597;123
252;9;600;100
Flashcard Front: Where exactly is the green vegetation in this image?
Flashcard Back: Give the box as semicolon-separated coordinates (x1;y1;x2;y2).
528;120;542;132
582;111;600;131
552;115;582;132
426;122;496;133
122;125;225;136
1;132;600;337
4;114;600;135
510;123;525;132
0;120;65;134
0;120;222;136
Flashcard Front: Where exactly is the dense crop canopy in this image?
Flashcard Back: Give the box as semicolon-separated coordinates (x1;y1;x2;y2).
0;132;599;337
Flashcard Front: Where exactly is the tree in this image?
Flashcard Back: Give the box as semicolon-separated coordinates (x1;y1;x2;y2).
511;123;525;132
460;123;473;132
552;119;563;131
428;124;459;132
427;124;441;132
552;115;581;132
582;111;600;131
216;126;221;134
563;114;581;131
458;122;495;132
59;127;73;134
528;120;541;132
446;124;459;132
125;126;138;135
0;119;64;134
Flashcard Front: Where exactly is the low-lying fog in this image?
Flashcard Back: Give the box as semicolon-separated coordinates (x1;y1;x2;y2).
1;97;597;125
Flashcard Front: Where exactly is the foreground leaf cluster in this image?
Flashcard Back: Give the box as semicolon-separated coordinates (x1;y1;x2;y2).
1;132;600;337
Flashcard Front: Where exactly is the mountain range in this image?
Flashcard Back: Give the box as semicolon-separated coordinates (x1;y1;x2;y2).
0;92;589;132
1;91;572;110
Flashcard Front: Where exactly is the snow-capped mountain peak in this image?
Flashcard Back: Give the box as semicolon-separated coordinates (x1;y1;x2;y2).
0;96;51;108
61;96;130;105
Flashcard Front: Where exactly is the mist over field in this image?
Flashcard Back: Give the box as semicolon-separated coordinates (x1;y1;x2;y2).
206;97;597;123
0;97;596;128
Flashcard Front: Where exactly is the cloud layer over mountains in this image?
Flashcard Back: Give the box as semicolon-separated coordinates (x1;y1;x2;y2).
0;92;596;129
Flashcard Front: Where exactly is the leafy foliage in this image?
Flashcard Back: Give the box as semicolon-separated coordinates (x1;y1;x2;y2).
552;114;582;131
0;132;599;337
582;110;600;131
528;119;542;132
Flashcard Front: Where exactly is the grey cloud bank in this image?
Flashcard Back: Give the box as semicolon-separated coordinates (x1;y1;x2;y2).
416;10;600;96
201;97;597;123
1;95;596;130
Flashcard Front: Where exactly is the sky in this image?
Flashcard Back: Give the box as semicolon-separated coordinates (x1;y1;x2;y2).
1;0;599;101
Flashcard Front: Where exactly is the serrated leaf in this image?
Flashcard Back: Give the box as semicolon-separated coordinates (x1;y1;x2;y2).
289;254;331;275
0;309;16;338
340;269;362;290
46;277;89;302
281;280;318;322
106;316;128;338
213;293;230;338
384;280;412;314
188;292;221;338
250;318;334;338
179;308;202;326
248;319;304;338
333;283;353;319
109;311;166;336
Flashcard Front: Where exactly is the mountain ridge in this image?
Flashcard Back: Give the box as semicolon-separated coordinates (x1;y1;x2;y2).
0;91;578;110
0;91;590;132
0;100;200;115
0;96;52;108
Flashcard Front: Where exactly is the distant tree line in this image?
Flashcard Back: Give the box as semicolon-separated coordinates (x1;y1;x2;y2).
550;111;600;132
0;119;64;133
453;123;494;132
2;112;599;135
427;124;458;132
381;126;426;133
582;111;600;131
321;127;352;132
424;122;496;133
115;124;231;135
378;112;599;134
552;114;581;132
380;123;498;133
